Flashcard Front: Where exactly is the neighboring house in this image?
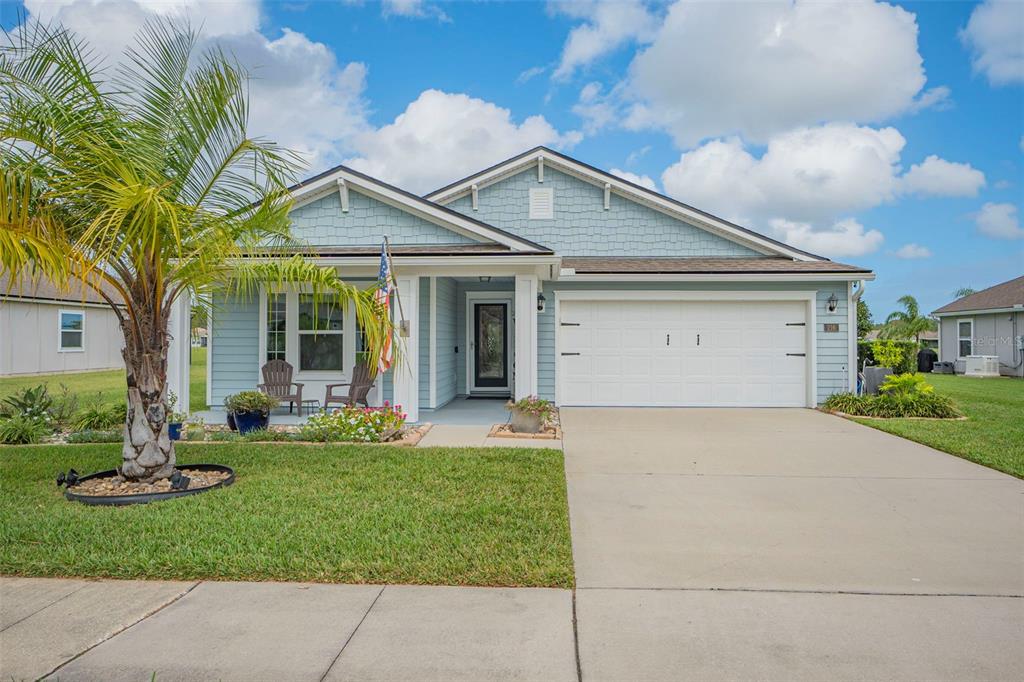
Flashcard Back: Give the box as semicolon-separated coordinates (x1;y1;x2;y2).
933;276;1024;377
192;327;208;348
863;328;938;350
0;273;125;377
177;147;874;420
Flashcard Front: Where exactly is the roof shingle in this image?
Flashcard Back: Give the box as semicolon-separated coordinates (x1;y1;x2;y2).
932;275;1024;314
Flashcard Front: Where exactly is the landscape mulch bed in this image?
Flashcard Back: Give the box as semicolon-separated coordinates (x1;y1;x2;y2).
487;423;562;440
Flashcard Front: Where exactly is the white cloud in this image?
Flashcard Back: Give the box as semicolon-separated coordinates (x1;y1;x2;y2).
18;0;369;172
974;203;1024;240
899;155;985;197
609;168;657;191
516;66;547;84
960;1;1024;85
345;90;581;194
770;218;884;259
571;81;622;134
551;0;658;81
381;0;449;22
600;0;936;147
660;124;907;225
893;243;933;259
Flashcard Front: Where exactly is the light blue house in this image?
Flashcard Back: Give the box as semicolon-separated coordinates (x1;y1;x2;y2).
172;148;873;423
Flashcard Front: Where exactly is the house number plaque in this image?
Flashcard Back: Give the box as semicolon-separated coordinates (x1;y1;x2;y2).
823;323;840;333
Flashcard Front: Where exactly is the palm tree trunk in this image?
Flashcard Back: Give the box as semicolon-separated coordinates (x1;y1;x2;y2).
120;323;175;482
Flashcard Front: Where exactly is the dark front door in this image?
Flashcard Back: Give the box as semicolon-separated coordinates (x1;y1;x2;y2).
473;302;509;389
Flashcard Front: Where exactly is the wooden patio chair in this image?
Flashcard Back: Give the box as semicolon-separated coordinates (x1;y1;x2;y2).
324;362;373;410
258;359;305;416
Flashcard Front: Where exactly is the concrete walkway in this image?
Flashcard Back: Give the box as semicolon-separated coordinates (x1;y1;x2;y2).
416;424;562;449
3;408;1022;680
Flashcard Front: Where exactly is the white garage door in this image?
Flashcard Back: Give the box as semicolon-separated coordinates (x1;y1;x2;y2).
558;299;809;407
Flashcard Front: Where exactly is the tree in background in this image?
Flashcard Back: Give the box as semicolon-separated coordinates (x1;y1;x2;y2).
953;287;977;299
856;299;874;339
1;21;393;481
881;295;936;344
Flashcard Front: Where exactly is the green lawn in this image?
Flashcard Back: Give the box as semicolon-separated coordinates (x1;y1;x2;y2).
0;347;207;412
0;443;574;587
852;374;1024;478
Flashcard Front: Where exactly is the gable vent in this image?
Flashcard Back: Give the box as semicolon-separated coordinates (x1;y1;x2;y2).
529;187;554;220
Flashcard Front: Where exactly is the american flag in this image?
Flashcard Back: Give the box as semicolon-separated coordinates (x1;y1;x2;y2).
375;241;394;373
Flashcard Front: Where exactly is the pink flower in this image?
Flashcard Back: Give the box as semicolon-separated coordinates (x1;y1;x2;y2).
383;400;390;406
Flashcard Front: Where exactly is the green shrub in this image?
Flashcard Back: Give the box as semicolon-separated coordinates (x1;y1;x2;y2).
209;431;241;442
0;414;52;445
300;404;406;443
823;392;961;419
49;384;80;427
1;385;53;423
224;391;278;415
73;402;126;430
879;373;934;397
239;428;293;442
857;340;917;375
184;427;206;441
66;429;122;444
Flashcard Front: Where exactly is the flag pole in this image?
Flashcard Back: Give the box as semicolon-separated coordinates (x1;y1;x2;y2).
383;236;406;324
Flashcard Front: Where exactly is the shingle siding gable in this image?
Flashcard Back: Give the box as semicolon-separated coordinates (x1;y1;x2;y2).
444;167;761;257
289;188;481;247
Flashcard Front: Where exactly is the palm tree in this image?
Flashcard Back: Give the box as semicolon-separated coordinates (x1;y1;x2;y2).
881;295;936;344
1;21;392;481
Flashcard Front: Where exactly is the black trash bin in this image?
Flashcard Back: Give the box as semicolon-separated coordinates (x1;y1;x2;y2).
918;348;937;373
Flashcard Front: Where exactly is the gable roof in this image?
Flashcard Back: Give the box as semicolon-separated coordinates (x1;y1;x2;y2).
425;146;827;262
1;271;123;306
285;163;552;254
932;275;1024;315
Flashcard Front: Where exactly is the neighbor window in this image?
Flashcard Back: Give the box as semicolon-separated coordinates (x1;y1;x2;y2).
58;310;84;351
957;319;973;358
298;294;344;371
266;293;286;361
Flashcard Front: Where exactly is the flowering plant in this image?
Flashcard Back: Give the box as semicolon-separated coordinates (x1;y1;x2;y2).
506;395;555;421
301;402;407;443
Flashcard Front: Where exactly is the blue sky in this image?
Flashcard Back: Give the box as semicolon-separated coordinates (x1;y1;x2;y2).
4;0;1023;319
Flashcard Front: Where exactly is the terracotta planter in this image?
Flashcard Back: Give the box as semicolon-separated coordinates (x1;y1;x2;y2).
510;409;543;434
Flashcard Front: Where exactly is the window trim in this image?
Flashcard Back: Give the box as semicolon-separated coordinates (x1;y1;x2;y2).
956;318;974;359
57;308;85;353
257;286;356;382
296;293;346;373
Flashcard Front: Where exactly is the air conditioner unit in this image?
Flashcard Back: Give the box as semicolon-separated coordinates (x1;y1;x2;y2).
965;355;1000;377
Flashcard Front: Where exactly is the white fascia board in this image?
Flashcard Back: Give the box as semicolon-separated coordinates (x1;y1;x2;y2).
427;150;818;261
288;167;544;253
560;272;875;283
933;306;1023;317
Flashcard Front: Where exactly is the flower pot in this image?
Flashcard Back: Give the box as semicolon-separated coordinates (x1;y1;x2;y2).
510;409;543;434
168;422;182;441
226;412;237;431
233;410;269;434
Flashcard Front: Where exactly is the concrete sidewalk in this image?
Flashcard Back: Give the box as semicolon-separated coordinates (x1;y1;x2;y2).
416;424;562;449
1;578;575;682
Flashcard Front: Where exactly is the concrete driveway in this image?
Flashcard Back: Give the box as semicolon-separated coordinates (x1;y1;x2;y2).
562;408;1024;680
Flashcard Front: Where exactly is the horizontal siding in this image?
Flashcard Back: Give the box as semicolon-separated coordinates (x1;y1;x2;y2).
539;281;851;404
446;167;760;258
210;291;259;406
435;277;458;406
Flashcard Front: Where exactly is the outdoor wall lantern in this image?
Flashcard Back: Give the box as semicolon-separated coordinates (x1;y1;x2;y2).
537;292;547;312
827;292;839;313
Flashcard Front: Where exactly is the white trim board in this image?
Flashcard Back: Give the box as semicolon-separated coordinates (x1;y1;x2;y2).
285;166;548;253
464;291;515;394
57;308;85;353
426;148;821;262
553;290;817;408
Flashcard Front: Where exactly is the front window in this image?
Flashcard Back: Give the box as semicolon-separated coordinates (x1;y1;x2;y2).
58;310;84;351
298;294;344;371
266;293;286;361
957;320;973;358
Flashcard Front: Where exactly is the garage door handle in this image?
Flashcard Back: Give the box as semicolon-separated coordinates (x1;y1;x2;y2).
560;322;580;327
561;352;581;356
786;353;806;357
786;322;806;327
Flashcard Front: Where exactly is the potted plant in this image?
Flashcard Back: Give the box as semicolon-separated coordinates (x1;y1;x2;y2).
166;391;188;441
506;396;554;434
224;391;278;434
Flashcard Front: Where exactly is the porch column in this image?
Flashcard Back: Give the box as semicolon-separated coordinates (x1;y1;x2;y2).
393;275;420;423
166;294;191;415
514;274;538;399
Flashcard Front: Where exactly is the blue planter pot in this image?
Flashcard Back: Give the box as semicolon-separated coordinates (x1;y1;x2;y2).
168;422;182;441
233;411;269;434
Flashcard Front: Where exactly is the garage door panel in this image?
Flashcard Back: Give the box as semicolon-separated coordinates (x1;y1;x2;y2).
558;298;809;407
